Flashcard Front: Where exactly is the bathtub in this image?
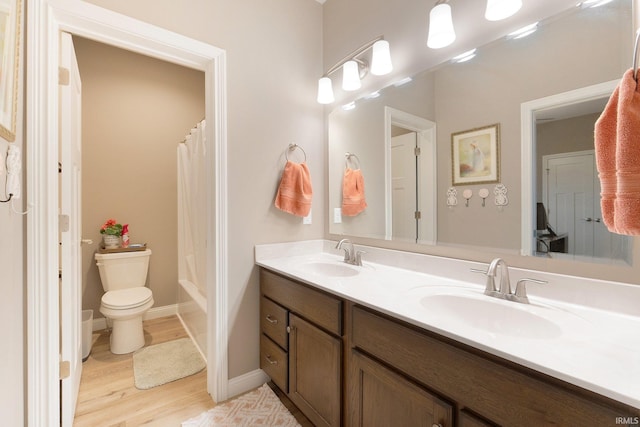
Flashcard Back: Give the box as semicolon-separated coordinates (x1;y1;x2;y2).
177;279;207;358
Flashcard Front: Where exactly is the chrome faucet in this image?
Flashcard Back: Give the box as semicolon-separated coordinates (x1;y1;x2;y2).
486;258;511;298
335;239;364;266
471;258;547;304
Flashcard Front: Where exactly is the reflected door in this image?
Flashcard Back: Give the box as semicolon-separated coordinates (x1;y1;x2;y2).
391;132;418;242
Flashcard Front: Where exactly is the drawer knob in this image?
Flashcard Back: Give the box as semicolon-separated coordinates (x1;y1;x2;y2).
265;355;278;365
265;315;278;324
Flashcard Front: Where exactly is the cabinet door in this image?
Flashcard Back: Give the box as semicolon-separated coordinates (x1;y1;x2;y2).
349;350;453;427
289;313;341;427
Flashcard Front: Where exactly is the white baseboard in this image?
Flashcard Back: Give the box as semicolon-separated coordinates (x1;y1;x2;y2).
90;304;178;331
227;369;270;400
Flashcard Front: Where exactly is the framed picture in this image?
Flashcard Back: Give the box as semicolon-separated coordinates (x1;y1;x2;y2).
451;123;500;185
0;0;22;142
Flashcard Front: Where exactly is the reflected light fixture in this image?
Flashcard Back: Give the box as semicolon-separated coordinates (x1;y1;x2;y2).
316;35;393;104
485;0;522;21
508;22;538;39
451;49;477;63
427;0;456;49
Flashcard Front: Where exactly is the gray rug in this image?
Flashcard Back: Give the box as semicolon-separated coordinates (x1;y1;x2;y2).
133;337;205;390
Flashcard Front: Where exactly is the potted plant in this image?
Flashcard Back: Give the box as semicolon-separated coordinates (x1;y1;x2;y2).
100;219;123;249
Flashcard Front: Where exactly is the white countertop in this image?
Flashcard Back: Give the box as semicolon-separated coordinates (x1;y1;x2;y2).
255;240;640;409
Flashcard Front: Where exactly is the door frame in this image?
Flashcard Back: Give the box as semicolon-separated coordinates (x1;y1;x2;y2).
520;79;618;256
384;106;437;244
26;0;229;424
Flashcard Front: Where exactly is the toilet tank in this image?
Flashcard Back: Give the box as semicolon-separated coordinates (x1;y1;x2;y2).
94;249;152;292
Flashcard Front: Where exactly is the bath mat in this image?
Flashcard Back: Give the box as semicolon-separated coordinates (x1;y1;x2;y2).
181;383;301;427
133;337;205;390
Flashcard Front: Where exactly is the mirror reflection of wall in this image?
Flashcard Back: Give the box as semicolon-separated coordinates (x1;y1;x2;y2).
328;0;631;265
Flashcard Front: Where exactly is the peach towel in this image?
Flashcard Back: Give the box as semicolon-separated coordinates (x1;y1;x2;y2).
595;68;640;235
342;168;367;216
274;161;312;217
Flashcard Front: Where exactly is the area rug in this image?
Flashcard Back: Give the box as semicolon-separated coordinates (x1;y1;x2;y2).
133;337;205;390
181;383;301;427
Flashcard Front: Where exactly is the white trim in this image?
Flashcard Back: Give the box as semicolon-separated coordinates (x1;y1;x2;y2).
520;79;618;256
227;369;270;399
26;1;229;424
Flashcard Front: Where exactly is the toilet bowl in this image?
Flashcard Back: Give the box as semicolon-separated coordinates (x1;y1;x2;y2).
95;249;154;354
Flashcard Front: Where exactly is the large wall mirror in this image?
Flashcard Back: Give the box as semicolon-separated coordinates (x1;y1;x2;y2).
0;0;21;141
328;0;632;265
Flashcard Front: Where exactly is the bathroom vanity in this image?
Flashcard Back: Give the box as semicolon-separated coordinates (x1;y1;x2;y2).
256;241;640;426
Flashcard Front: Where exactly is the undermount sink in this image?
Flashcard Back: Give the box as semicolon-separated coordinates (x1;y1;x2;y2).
420;292;563;339
299;261;359;277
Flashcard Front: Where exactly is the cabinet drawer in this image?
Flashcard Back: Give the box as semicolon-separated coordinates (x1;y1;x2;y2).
261;296;288;350
260;334;288;393
351;305;629;426
261;268;342;336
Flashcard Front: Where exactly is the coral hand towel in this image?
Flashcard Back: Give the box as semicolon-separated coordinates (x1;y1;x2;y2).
594;79;620;230
274;161;313;217
614;68;640;235
342;168;367;216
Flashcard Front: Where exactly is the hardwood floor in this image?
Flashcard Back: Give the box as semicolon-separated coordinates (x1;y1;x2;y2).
73;315;314;427
73;316;215;427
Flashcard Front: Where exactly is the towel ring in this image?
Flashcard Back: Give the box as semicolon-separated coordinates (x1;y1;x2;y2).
286;143;307;162
345;152;361;169
633;29;640;81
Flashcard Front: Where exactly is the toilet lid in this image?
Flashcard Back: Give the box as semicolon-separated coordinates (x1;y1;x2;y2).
102;287;153;310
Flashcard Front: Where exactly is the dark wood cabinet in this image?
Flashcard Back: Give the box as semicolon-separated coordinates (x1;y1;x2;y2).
289;313;341;427
349;349;453;427
259;266;640;427
260;269;343;426
350;304;640;427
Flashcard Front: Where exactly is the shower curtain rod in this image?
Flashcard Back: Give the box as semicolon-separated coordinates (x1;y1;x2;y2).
179;117;206;143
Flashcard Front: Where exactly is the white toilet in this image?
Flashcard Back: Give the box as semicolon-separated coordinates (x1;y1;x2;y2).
95;249;154;354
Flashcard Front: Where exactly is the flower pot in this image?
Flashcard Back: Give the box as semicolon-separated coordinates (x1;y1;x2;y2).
102;234;121;249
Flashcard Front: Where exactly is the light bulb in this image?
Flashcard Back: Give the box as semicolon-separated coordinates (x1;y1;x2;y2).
317;77;334;104
371;40;393;76
342;60;361;91
485;0;522;21
427;3;456;49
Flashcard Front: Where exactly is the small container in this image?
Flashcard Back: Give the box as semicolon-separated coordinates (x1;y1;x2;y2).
121;224;130;248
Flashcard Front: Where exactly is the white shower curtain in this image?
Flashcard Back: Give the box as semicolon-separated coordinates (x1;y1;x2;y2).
177;120;207;296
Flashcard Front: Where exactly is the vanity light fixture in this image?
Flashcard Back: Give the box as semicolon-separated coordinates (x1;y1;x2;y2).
427;0;456;49
507;22;538;39
451;49;477;63
393;77;413;87
342;101;356;111
484;0;522;21
316;36;393;104
579;0;614;7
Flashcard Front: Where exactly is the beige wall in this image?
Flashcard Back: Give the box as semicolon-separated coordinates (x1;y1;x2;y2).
73;37;205;317
83;0;325;378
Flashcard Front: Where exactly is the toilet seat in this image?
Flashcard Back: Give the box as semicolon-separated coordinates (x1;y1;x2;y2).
101;287;153;310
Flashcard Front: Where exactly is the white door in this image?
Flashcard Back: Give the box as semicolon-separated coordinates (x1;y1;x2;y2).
59;31;83;427
391;132;418;242
544;151;594;256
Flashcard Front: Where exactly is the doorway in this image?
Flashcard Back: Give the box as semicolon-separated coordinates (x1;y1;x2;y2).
26;2;228;425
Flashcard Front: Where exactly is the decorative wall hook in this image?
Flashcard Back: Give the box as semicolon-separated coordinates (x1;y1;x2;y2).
446;187;458;207
463;189;473;207
494;184;508;209
478;188;489;207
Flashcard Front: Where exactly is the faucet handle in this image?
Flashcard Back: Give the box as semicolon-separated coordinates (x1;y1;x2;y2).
470;267;498;296
355;250;366;266
511;278;548;303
